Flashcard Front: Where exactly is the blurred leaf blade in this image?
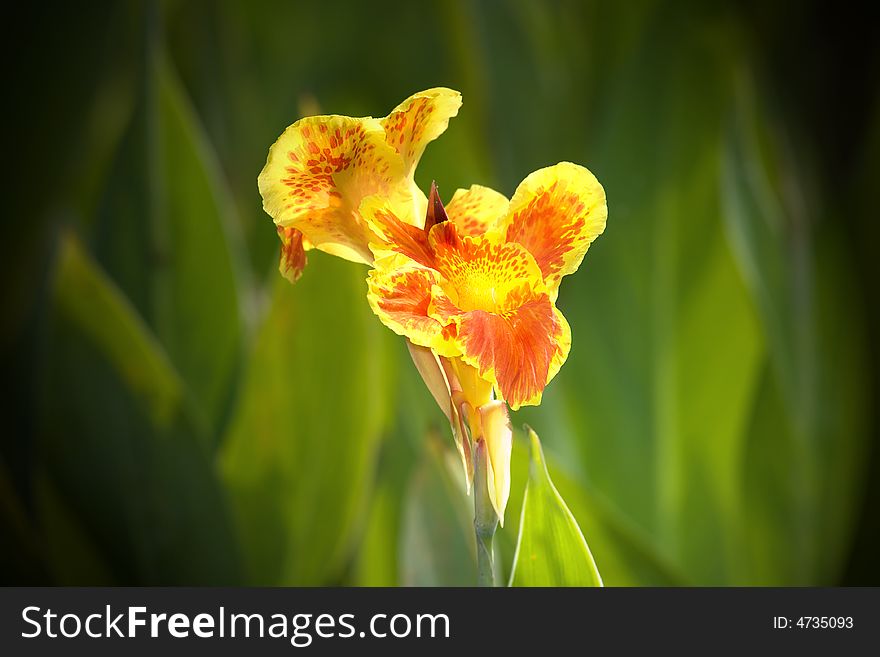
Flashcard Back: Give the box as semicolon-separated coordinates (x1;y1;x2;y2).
509;429;602;587
400;433;475;586
219;255;388;585
1;0;873;589
54;234;184;427
147;52;247;434
41;233;241;584
721;69;870;583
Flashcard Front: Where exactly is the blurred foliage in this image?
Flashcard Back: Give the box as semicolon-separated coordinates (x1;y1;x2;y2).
1;0;877;585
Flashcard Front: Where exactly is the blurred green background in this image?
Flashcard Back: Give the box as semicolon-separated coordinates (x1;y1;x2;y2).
2;0;878;586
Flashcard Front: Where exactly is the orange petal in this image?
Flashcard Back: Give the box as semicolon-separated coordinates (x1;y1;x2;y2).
381;88;462;177
502;162;607;296
360;196;435;268
446;185;509;237
259;115;406;265
277;226;308;283
366;257;459;357
455;288;568;410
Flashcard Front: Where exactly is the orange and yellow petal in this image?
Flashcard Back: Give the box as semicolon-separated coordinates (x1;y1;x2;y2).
366;258;458;355
277;226;308;283
453;287;568;410
429;223;545;315
381;88;462;177
546;305;572;387
258;114;405;265
445;185;509;237
502;162;607;296
360;196;435;268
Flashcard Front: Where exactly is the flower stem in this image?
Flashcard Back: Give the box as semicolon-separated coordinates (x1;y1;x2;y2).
473;439;499;587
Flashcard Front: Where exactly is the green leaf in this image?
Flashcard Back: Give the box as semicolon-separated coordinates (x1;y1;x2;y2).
219;255;389;585
349;353;442;586
399;433;475;586
498;434;686;587
509;429;602;587
92;47;246;436
149;54;246;433
721;70;869;583
349;482;400;586
33;468;115;585
502;10;865;586
40;234;241;584
53;234;185;427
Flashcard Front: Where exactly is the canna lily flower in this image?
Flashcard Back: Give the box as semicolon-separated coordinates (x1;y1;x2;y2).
258;88;462;281
365;165;606;523
258;88;607;528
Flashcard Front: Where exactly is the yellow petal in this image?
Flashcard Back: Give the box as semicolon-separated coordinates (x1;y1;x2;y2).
546;305;572;388
258;114;405;266
381;88;462;178
449;358;494;410
479;400;513;526
446;185;509;236
366;256;458;356
502;162;607;297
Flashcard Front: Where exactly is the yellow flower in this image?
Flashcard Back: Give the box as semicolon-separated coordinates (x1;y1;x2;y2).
258;88;462;281
258;88;607;526
365;171;606;522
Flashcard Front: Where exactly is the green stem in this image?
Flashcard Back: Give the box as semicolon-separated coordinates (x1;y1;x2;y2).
473;440;498;587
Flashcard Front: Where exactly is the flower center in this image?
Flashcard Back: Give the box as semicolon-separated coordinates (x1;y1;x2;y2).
434;236;543;316
448;268;504;313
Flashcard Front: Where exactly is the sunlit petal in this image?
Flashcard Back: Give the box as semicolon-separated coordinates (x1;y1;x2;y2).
381;88;462;177
446;185;509;236
259;115;406;265
366;256;459;357
429;223;545;315
361;196;435;267
502;162;607;297
454;288;568;409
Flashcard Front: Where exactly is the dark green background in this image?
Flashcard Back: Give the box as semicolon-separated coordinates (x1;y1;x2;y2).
2;0;878;586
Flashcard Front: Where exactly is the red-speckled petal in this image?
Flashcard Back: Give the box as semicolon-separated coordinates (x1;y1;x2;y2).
259;114;406;266
366;257;460;357
277;226;308;283
429;223;545;316
502;162;607;296
361;196;435;268
446;185;509;237
381;88;462;177
454;287;570;410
